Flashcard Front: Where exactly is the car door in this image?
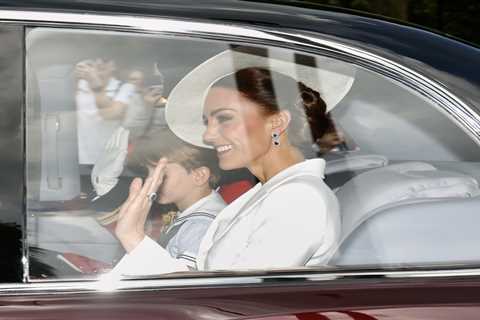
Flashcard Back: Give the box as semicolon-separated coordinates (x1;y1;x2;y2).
1;3;480;319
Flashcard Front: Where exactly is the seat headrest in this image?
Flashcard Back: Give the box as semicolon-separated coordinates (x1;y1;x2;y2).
336;162;480;238
324;151;388;175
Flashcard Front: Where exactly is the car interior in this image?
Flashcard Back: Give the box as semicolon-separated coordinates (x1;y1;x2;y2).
25;27;480;279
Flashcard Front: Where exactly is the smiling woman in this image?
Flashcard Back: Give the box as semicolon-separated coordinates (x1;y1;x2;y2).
2;1;480;318
202;68;338;173
25;25;480;280
111;49;354;275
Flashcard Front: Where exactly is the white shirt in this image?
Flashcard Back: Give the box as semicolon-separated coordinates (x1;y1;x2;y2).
76;79;122;164
114;83;152;138
112;159;340;275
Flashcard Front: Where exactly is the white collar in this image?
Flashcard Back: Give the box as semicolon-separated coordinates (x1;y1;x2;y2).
262;158;326;188
198;158;327;256
176;190;223;219
219;158;326;221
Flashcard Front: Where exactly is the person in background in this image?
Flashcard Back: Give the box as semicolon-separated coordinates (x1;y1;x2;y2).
86;65;165;199
144;62;168;128
75;58;122;166
92;67;154;138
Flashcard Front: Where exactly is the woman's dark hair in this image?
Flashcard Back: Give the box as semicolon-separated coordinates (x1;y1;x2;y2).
212;67;338;151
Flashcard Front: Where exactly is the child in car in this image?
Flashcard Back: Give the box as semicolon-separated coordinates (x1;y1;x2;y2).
122;127;226;268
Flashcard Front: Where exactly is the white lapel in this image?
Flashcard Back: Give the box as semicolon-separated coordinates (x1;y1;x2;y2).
196;185;260;268
212;170;320;243
197;159;326;269
214;159;326;240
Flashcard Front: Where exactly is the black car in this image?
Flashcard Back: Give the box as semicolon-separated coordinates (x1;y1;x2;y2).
0;1;480;319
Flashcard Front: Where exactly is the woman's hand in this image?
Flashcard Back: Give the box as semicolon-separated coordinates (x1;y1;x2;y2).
115;158;168;252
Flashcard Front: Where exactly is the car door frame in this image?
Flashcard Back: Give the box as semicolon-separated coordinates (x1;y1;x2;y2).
1;7;480;319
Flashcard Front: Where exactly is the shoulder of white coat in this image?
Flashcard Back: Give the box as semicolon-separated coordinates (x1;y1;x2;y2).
270;174;330;197
266;175;337;217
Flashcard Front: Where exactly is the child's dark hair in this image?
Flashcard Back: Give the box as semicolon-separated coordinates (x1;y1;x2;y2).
129;127;221;188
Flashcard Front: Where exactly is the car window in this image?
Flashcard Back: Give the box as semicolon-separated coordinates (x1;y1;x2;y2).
25;27;480;280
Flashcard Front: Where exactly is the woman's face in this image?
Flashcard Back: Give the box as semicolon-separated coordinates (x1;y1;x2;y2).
202;87;272;170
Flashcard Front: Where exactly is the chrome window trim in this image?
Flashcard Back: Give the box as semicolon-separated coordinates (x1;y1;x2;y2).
5;9;480;291
1;267;480;296
6;10;480;143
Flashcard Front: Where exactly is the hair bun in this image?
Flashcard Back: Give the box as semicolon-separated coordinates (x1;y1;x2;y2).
298;82;326;114
297;82;340;154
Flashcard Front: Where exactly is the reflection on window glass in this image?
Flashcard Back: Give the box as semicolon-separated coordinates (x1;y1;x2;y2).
26;27;480;280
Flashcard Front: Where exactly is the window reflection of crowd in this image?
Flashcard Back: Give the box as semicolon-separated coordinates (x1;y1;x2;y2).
75;58;167;141
74;58;167;200
69;51;352;276
108;48;355;275
30;41;480;280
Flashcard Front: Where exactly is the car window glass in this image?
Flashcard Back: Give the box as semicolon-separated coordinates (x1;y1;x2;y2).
25;27;480;280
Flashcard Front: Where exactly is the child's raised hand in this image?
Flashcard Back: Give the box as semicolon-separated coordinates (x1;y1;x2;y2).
115;158;167;252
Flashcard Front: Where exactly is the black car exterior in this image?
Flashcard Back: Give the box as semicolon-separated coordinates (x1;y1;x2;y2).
0;1;479;319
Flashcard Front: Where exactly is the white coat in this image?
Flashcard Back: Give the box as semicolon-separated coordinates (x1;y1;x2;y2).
112;159;340;275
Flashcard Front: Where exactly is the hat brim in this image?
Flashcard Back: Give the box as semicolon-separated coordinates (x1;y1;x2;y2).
165;48;355;148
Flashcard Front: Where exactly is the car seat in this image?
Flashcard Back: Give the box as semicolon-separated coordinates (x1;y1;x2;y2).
330;161;480;266
323;151;388;189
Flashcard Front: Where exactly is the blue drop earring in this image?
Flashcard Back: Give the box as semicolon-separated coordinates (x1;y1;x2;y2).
272;132;280;146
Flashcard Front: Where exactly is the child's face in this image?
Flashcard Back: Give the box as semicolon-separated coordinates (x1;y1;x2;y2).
147;161;195;206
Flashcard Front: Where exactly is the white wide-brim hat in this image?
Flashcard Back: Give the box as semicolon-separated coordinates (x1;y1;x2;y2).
165;48;355;148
